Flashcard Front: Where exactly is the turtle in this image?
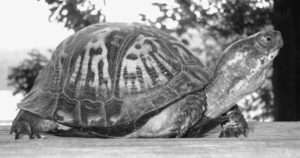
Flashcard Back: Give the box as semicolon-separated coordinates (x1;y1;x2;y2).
10;22;283;139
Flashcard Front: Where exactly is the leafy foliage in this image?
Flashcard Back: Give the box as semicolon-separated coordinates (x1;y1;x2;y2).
40;0;105;31
142;0;273;36
7;50;50;95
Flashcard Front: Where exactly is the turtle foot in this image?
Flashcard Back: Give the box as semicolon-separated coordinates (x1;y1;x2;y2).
219;120;248;138
219;105;249;138
10;110;45;140
10;120;42;140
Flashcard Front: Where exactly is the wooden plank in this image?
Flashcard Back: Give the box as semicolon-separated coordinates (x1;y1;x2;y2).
0;122;300;158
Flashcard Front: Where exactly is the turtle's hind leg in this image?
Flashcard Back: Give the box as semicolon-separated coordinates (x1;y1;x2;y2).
10;110;58;140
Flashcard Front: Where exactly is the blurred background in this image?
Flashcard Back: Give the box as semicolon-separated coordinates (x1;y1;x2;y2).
0;0;298;125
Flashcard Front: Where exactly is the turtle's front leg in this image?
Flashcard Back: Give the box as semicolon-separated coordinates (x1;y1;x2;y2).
218;105;249;138
10;110;58;140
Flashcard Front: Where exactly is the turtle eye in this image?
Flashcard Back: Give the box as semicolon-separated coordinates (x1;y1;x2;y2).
261;34;274;44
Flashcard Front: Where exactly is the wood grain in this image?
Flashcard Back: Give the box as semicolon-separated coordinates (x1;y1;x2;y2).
1;122;300;158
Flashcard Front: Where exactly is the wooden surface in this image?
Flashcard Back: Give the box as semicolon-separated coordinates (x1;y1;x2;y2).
1;122;300;158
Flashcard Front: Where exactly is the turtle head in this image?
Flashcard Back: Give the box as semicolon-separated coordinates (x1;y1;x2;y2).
205;30;283;118
215;30;283;82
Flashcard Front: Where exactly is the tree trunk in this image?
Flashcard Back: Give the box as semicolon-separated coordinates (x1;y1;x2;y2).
271;0;300;120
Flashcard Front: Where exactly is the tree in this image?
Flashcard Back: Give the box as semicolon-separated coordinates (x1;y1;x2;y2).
7;50;50;95
41;0;106;31
141;0;272;36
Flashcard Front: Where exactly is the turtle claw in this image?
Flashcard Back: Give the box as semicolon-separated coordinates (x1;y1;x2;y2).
10;110;44;140
219;122;249;138
10;120;41;140
218;105;249;138
10;121;30;140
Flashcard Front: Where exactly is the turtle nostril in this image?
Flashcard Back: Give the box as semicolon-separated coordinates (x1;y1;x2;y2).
276;31;282;37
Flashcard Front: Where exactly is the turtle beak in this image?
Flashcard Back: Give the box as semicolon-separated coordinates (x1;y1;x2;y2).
276;31;284;48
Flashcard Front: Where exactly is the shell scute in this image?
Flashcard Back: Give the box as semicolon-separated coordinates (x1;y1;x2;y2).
18;88;57;119
53;94;79;125
104;99;126;126
80;100;106;127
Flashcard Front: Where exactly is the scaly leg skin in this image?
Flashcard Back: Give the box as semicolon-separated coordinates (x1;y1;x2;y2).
10;110;58;140
125;94;205;138
218;105;249;138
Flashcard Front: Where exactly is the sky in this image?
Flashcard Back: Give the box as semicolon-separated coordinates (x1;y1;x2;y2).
0;0;72;50
0;0;166;51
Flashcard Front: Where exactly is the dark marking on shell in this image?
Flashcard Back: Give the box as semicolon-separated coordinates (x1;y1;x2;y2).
156;53;181;72
60;57;65;68
123;66;129;87
86;50;96;87
140;54;159;85
98;60;104;85
90;47;102;55
126;54;138;60
144;39;158;52
85;47;103;95
136;66;145;90
128;73;136;81
135;44;141;49
149;51;173;80
106;31;127;84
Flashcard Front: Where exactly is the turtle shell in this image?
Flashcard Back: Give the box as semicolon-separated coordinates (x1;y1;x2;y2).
18;23;213;136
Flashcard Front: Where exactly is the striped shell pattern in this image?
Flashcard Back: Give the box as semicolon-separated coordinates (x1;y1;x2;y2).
18;23;212;135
